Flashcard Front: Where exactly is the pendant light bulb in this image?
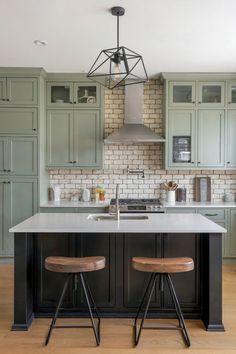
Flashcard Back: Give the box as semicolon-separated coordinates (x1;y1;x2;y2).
112;61;121;82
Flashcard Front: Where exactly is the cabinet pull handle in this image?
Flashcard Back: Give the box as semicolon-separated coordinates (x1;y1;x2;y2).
227;161;230;164
192;101;196;104
205;213;218;217
191;161;194;164
7;181;11;184
7;170;11;172
198;101;201;104
3;169;7;172
2;98;5;101
198;161;200;164
73;161;76;163
33;128;37;131
228;102;231;104
70;101;73;104
6;98;9;101
74;101;77;104
69;161;73;163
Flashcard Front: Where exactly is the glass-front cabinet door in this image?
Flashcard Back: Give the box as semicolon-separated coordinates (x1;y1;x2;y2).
227;81;236;108
168;109;196;168
74;83;100;107
47;82;73;106
198;82;225;107
168;82;196;107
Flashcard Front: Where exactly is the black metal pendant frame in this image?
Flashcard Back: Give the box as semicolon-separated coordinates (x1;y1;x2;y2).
87;6;148;89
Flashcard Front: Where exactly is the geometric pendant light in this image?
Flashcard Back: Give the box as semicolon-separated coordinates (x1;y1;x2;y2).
87;6;148;89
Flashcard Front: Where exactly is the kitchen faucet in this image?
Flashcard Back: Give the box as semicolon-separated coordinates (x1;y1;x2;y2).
115;184;120;221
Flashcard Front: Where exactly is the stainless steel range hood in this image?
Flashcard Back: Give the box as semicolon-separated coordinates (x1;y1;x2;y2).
104;83;165;143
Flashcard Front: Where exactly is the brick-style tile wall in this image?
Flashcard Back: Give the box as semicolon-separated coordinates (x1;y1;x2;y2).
49;80;236;202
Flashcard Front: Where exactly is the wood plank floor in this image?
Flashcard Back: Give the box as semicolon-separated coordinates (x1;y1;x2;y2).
1;264;236;354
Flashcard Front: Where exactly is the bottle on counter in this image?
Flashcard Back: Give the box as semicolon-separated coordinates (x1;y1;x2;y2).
95;185;106;202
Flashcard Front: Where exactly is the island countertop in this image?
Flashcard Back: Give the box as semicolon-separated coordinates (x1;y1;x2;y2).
9;212;227;234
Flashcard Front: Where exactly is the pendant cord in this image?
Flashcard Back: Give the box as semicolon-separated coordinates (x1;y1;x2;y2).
117;14;119;48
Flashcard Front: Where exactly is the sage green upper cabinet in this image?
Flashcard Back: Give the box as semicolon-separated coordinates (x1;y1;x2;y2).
46;110;74;167
227;110;236;168
0;78;38;105
0;136;38;175
227;81;236;108
47;81;100;108
0;78;6;103
198;82;225;107
168;81;196;107
197;110;225;168
73;110;102;167
46;110;103;168
0;108;37;134
168;110;195;167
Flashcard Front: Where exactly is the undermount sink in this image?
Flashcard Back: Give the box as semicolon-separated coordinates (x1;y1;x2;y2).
87;214;149;221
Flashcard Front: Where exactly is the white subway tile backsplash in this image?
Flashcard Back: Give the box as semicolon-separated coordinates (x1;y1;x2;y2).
48;80;236;201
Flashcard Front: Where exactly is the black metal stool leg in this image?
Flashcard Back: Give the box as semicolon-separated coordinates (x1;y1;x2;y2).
80;273;100;346
45;273;72;346
82;274;101;342
134;273;155;326
166;274;191;347
135;274;158;346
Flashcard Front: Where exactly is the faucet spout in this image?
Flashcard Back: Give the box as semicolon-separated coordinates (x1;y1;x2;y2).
115;184;120;221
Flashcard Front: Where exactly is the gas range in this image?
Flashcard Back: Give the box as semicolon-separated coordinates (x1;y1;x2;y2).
109;198;165;213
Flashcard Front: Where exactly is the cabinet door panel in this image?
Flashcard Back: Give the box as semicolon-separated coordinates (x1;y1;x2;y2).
198;82;225;107
0;108;37;134
168;110;196;167
77;233;116;308
0;78;6;103
163;233;200;309
168;82;196;107
8;137;38;175
73;110;103;167
197;110;225;167
7;78;38;105
123;233;162;308
0;180;9;255
229;210;236;257
46;110;74;167
74;82;100;107
227;110;236;168
0;137;8;174
47;82;73;106
35;233;75;308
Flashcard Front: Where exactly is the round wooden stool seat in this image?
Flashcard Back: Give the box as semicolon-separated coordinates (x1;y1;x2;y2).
132;257;194;273
45;256;106;273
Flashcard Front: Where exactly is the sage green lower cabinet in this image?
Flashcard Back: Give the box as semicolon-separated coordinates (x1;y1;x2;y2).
227;110;236;168
229;209;236;257
46;109;103;168
198;208;228;257
0;136;38;175
197;110;225;168
0;108;38;134
166;207;195;213
0;178;38;257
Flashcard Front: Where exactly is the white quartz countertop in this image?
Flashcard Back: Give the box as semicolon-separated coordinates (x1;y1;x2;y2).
10;213;227;234
40;200;110;208
164;201;236;208
40;200;236;209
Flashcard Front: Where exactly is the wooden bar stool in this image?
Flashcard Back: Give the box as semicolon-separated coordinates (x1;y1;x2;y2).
44;256;105;346
132;257;194;347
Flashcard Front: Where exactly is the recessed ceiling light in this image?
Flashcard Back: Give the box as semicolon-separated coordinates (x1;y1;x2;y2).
33;40;48;46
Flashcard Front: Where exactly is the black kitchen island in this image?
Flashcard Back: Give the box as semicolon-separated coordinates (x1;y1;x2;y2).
10;212;226;332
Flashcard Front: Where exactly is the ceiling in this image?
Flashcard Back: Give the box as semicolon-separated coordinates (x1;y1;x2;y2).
1;0;236;78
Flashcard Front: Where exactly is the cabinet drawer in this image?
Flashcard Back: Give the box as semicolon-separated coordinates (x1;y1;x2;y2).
0;108;37;134
198;208;225;221
166;208;195;214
